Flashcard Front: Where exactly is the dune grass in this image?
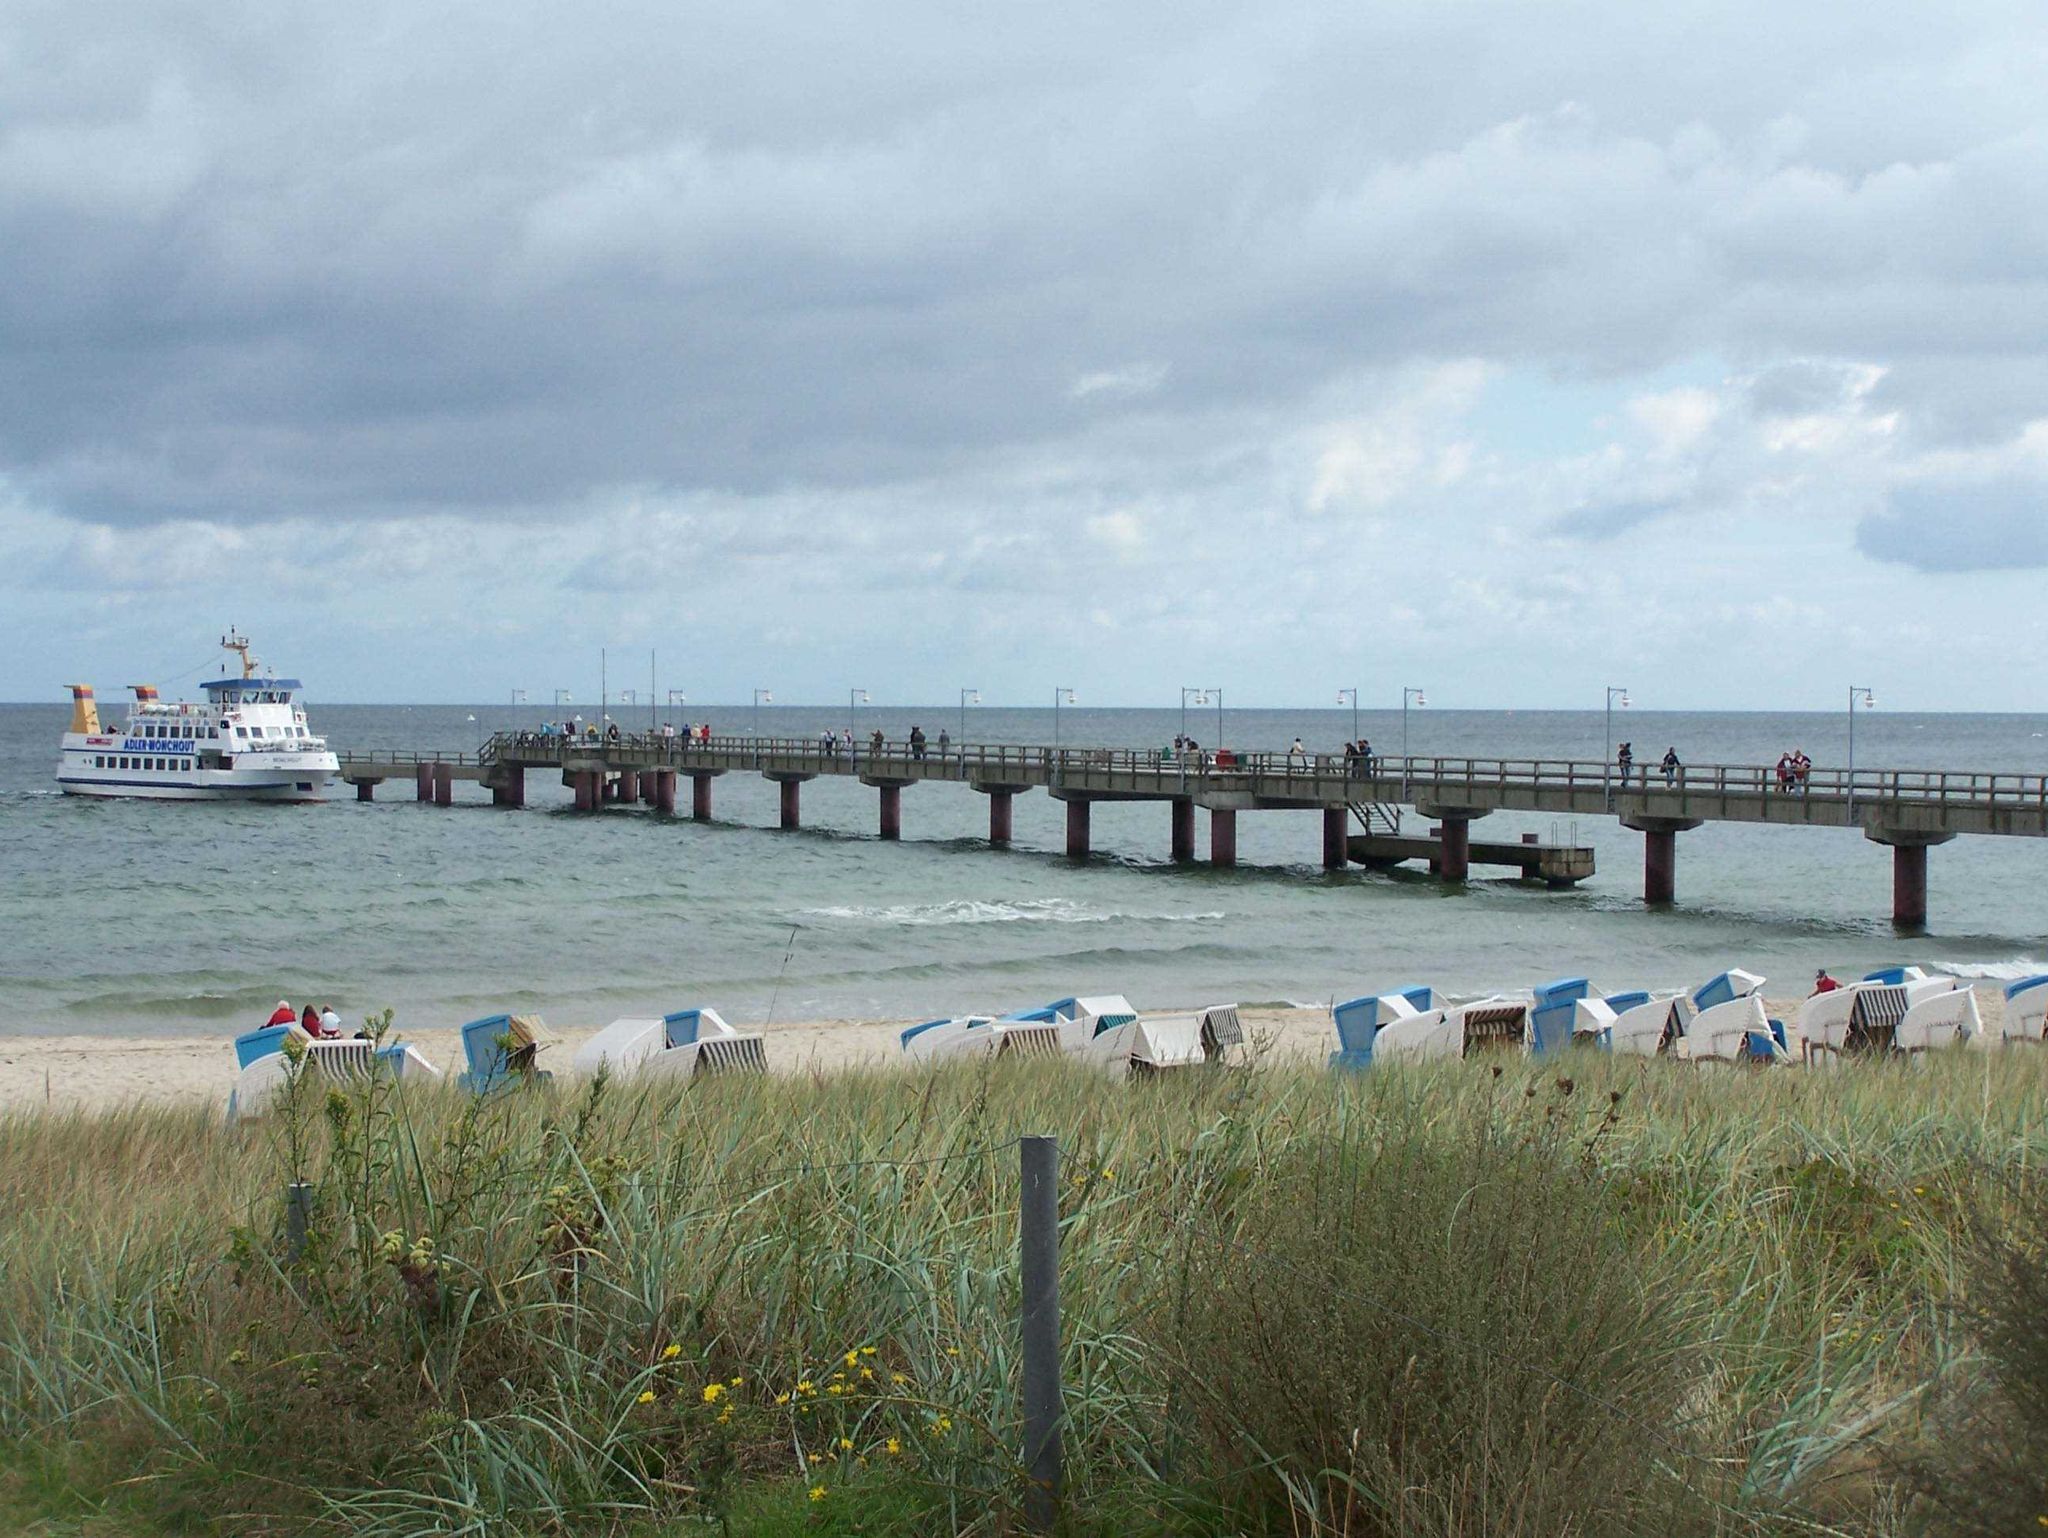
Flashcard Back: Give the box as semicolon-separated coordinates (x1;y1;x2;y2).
0;1047;2042;1536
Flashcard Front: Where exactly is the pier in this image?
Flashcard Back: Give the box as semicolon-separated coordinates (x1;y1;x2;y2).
336;733;2048;929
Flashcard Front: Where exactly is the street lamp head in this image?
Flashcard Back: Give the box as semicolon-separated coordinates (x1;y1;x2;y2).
1057;688;1077;705
964;689;981;705
853;689;870;704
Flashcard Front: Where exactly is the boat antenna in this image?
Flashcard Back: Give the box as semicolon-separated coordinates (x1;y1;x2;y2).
763;924;800;1027
220;628;259;679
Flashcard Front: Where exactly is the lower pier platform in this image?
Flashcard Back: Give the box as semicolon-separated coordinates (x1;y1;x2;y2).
1347;831;1595;887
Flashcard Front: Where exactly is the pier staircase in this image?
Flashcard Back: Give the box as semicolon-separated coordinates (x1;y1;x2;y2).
1349;801;1402;836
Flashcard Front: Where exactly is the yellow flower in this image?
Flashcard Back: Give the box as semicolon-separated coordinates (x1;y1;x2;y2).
728;1375;744;1387
860;1346;877;1356
890;1372;909;1385
774;1392;791;1406
1913;1186;1927;1196
716;1405;732;1424
797;1380;815;1395
945;1347;959;1357
838;1437;854;1451
808;1452;824;1464
636;1390;656;1405
826;1383;846;1395
933;1414;953;1433
844;1350;860;1368
859;1366;874;1380
661;1344;681;1359
1100;1168;1114;1182
809;1485;828;1502
701;1382;724;1404
885;1437;902;1456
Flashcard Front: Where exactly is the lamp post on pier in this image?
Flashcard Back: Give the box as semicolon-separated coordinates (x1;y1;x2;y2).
1605;685;1631;801
553;689;573;707
849;688;869;741
752;689;772;738
1179;687;1208;744
1053;688;1076;750
1337;687;1359;746
1848;685;1876;814
1401;686;1427;795
959;688;980;745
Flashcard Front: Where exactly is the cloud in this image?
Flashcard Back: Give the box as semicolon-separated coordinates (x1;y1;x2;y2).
4;2;2048;704
1859;475;2048;571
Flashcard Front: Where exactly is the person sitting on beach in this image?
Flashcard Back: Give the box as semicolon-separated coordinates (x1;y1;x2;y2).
1811;969;1840;995
266;999;297;1028
319;1005;342;1037
300;1003;322;1037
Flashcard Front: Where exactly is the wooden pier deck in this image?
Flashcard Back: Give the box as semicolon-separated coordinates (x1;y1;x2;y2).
336;732;2048;929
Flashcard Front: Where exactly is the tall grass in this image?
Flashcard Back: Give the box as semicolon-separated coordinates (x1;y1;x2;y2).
0;1050;2041;1535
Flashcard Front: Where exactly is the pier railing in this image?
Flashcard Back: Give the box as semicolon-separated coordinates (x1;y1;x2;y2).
466;732;2048;812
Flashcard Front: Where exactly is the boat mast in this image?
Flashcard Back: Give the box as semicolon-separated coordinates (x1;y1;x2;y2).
221;628;261;680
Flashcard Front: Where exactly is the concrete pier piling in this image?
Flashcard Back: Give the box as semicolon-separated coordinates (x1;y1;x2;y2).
692;773;713;821
1210;808;1237;868
1170;798;1195;862
1064;798;1090;860
778;778;802;830
356;780;374;802
1321;806;1348;870
878;783;903;840
986;788;1014;846
433;763;453;807
415;763;433;802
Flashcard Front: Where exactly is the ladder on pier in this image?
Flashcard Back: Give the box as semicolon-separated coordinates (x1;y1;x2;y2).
1349;801;1401;836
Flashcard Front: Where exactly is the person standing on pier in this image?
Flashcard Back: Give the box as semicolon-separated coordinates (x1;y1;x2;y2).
1661;747;1680;786
1617;742;1634;781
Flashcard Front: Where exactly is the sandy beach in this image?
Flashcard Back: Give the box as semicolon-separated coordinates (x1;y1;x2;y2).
0;989;2010;1114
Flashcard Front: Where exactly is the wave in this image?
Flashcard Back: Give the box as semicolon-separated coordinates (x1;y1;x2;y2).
796;897;1226;928
1936;957;2047;982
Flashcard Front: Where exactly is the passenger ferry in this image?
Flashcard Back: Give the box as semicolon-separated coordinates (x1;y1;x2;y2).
57;631;340;801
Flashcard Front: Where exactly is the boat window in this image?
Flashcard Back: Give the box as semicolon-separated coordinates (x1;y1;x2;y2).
236;727;248;738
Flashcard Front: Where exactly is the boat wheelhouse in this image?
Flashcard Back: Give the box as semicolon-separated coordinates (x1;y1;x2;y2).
57;631;339;802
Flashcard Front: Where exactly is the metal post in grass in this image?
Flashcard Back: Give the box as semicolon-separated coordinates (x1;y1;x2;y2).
285;1181;314;1260
1019;1134;1062;1531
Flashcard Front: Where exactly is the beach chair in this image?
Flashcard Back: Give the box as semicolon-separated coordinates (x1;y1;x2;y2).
2002;975;2048;1044
1528;978;1594;1055
1894;986;1987;1053
457;1013;555;1094
573;1008;768;1080
1329;988;1437;1070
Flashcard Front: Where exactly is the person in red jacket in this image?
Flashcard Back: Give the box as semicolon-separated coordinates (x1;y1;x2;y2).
265;1000;296;1027
1812;969;1840;995
300;1004;323;1037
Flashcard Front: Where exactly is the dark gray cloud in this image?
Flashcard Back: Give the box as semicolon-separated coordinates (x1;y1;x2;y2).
2;0;2047;531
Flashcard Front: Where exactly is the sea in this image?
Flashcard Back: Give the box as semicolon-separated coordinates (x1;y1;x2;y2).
3;701;2045;1038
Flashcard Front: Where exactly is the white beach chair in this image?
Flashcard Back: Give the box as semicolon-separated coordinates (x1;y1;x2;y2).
573;1009;767;1081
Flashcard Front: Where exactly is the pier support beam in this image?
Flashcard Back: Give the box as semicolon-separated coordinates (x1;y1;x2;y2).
1210;808;1237;868
355;780;374;803
652;769;676;814
1321;806;1349;870
988;789;1014;846
1436;818;1471;881
1171;798;1196;862
572;770;598;812
1415;802;1490;884
1065;798;1091;860
1622;815;1703;906
692;773;713;821
1867;826;1955;931
433;763;453;807
617;772;639;805
779;778;802;830
879;783;902;840
504;765;524;809
415;764;433;802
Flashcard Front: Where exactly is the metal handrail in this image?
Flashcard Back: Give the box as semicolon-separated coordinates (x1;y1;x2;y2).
459;732;2048;808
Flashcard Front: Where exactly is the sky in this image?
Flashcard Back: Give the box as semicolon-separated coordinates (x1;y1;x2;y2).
3;1;2047;709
